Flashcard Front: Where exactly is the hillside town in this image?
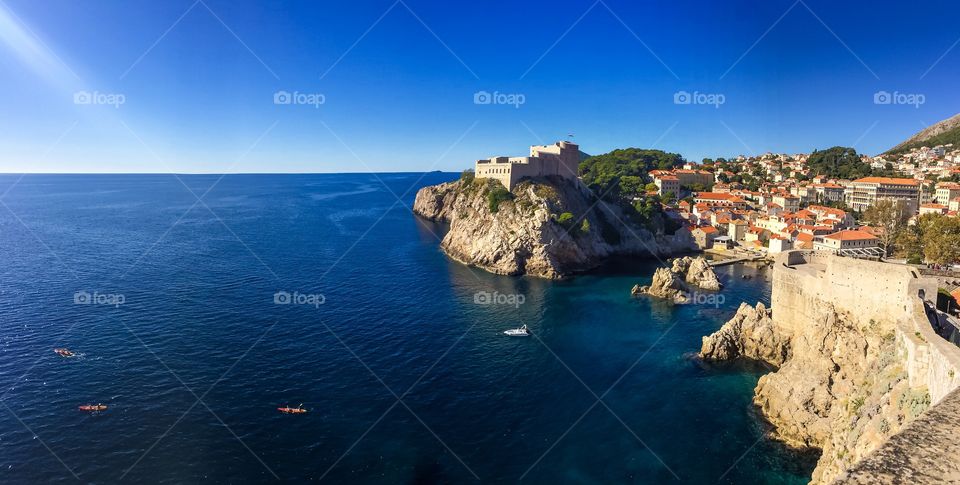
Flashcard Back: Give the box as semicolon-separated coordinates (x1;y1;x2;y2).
648;144;960;260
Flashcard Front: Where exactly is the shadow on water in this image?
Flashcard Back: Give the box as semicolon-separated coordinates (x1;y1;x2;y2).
690;355;821;483
409;459;446;485
692;355;779;375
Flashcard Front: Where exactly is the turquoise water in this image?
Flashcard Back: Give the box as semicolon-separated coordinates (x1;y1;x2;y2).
0;173;813;483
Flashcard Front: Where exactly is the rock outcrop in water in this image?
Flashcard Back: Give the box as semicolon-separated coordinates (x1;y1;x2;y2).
672;256;723;291
699;251;960;484
413;176;696;278
700;302;789;364
631;267;690;303
631;256;722;303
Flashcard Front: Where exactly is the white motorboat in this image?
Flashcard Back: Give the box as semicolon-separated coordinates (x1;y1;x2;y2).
503;325;529;337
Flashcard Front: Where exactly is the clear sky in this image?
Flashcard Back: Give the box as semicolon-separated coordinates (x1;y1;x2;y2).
0;0;958;173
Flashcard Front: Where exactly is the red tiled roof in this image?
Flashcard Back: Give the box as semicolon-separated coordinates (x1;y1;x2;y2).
696;192;743;202
853;177;919;186
824;230;878;241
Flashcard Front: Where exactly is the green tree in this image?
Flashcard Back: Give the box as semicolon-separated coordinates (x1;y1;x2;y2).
618;176;646;197
579;148;685;199
921;215;960;264
862;199;910;256
806;146;903;179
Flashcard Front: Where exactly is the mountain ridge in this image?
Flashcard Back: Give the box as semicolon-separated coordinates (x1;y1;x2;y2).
885;113;960;155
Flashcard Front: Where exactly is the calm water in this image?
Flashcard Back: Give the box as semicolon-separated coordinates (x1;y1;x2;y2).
0;173;813;484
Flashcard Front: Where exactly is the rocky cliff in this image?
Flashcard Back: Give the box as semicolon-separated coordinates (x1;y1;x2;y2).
700;252;960;484
412;176;696;278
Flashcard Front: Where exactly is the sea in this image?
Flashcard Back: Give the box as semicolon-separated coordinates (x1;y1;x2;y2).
0;173;815;484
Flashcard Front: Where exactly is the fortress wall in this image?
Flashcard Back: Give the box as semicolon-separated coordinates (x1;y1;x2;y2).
772;253;915;335
775;251;960;404
902;293;960;403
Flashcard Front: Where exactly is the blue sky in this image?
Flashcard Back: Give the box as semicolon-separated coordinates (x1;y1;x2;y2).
0;0;958;173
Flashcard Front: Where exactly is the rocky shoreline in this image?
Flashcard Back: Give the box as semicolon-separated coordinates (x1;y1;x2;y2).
413;176;696;278
698;253;958;484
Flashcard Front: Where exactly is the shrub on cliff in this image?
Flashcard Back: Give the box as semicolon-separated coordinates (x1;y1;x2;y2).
460;169;475;184
487;183;513;213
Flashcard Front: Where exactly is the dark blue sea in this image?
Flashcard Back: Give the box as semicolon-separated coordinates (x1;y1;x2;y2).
0;173;813;484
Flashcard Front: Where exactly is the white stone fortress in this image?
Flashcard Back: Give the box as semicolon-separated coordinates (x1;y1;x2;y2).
474;141;580;191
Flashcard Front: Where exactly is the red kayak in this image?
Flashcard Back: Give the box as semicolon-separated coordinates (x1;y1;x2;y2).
277;406;307;414
54;348;76;358
79;404;107;412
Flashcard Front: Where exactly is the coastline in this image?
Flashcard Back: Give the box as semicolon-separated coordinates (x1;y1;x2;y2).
700;251;960;484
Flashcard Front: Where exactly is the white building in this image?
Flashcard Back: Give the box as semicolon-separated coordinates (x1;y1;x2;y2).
813;230;880;256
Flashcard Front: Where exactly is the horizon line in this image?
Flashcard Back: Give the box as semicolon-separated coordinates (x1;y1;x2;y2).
0;171;457;175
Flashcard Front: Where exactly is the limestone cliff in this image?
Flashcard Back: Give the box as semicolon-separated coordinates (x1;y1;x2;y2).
412;176;696;278
700;252;960;485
